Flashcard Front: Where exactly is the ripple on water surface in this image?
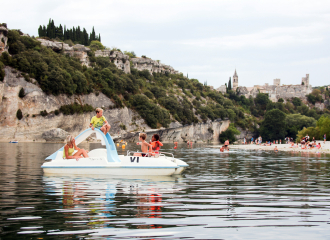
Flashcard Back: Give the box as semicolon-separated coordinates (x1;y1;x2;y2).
0;142;330;239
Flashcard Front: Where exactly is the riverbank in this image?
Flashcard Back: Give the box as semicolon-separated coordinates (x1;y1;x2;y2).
210;141;330;154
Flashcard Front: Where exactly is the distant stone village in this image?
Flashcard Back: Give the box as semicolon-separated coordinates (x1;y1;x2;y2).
216;70;312;102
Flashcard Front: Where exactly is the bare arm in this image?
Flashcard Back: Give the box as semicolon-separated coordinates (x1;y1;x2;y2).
73;139;80;151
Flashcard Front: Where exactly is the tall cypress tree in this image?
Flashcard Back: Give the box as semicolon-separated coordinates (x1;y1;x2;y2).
38;19;101;45
38;25;43;37
63;25;67;40
228;77;232;91
72;27;76;42
51;19;55;38
42;26;46;37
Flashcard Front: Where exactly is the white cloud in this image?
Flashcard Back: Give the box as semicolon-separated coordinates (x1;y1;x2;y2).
177;24;326;49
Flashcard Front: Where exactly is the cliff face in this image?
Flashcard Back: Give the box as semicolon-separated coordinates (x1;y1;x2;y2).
120;120;230;143
37;39;91;66
0;66;149;141
95;50;130;74
131;58;179;75
0;25;8;56
0;66;229;142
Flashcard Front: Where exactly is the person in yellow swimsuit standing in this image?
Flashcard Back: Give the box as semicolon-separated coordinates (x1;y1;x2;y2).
63;135;89;160
89;108;111;135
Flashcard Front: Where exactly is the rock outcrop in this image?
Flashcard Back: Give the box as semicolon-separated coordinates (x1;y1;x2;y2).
42;128;69;142
131;58;179;75
0;24;8;56
119;119;230;143
234;127;254;143
37;39;91;66
95;50;130;74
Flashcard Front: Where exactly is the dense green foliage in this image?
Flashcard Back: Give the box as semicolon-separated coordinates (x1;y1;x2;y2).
297;115;330;141
219;123;240;143
16;109;23;120
259;109;286;141
18;88;25;98
0;61;4;81
60;103;94;115
38;19;100;46
285;114;316;139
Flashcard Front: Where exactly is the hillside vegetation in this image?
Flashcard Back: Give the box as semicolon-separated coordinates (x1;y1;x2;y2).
1;27;330;142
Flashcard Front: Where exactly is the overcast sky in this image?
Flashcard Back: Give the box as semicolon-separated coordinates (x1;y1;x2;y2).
2;0;330;88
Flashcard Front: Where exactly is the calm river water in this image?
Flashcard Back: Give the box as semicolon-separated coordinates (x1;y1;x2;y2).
1;142;330;239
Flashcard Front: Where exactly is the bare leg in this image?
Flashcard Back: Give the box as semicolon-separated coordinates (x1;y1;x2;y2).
73;149;88;158
104;123;111;134
100;126;107;135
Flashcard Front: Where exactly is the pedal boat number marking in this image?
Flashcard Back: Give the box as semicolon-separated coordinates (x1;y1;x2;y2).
130;157;139;163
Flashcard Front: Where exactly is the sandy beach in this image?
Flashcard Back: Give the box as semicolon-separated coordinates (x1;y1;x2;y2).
210;141;330;154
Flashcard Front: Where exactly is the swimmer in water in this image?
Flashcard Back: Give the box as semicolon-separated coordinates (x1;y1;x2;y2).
174;141;178;149
274;146;278;152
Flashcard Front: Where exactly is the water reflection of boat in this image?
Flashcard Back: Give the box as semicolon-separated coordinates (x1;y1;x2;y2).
41;128;188;176
43;175;183;217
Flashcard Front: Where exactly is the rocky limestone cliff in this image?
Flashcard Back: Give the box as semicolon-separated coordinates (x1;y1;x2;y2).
131;58;179;75
37;39;180;76
0;66;149;141
120;120;230;143
0;66;230;142
0;25;8;56
95;50;130;74
37;39;91;66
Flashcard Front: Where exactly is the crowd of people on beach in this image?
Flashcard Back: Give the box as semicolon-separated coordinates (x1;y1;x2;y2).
237;133;326;153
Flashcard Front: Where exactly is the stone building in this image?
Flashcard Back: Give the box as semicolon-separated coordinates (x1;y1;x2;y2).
235;72;312;102
217;69;312;102
233;69;238;90
216;69;238;93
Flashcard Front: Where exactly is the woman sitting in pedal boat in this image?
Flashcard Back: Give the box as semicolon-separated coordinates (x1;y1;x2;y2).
63;135;89;161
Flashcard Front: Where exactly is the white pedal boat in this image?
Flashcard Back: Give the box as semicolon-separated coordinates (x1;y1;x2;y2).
41;128;188;176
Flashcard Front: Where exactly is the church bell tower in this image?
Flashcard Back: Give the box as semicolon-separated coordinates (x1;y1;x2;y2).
233;69;238;90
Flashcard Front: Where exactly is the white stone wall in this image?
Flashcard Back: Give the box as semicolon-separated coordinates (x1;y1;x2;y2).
95;50;131;74
131;58;179;75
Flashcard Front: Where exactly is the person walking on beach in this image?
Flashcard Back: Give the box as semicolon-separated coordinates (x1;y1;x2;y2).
324;134;326;144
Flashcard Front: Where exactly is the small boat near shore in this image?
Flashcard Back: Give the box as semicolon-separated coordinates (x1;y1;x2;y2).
41;128;188;176
9;140;18;143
